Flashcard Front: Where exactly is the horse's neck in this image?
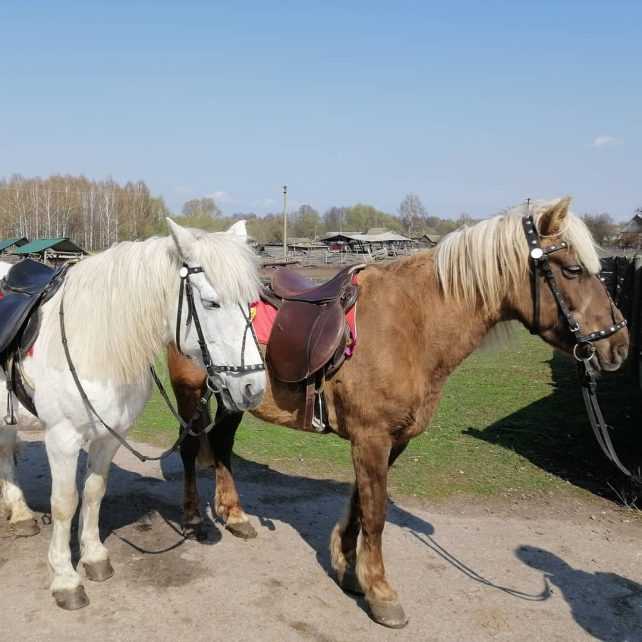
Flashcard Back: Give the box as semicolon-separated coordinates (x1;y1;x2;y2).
390;254;504;376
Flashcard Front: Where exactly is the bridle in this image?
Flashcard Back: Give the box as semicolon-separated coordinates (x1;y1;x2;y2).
59;262;265;463
174;263;264;382
521;214;636;480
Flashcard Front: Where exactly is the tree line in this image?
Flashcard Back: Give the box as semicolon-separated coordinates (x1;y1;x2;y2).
0;174;635;251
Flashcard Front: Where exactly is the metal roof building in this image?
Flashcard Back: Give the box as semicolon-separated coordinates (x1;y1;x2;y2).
11;238;88;262
0;237;29;253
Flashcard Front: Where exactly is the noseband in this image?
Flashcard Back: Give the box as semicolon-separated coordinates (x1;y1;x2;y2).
522;214;636;480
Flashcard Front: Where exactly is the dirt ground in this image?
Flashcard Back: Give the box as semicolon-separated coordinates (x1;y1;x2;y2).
1;433;641;642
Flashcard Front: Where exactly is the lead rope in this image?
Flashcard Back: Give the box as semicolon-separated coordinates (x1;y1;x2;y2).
59;283;230;462
523;210;634;480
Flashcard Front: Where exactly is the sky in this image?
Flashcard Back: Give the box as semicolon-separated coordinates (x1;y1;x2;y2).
0;0;640;221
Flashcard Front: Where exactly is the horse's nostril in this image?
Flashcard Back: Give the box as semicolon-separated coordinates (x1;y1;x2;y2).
617;344;629;361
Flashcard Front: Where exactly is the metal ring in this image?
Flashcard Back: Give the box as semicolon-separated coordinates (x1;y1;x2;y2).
573;342;596;362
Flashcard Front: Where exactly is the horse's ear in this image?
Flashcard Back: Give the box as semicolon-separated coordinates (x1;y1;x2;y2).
227;220;247;239
539;196;572;236
167;218;200;264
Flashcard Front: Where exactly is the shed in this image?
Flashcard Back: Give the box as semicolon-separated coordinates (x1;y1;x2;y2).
0;237;29;253
11;238;88;264
618;214;642;248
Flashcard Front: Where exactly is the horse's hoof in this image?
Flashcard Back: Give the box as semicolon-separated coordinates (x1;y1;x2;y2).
182;522;205;541
338;569;364;595
225;521;257;540
53;586;90;611
12;519;40;537
84;559;114;582
369;600;409;629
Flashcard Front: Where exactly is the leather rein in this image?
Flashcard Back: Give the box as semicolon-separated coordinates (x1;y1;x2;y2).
522;214;635;479
59;262;265;463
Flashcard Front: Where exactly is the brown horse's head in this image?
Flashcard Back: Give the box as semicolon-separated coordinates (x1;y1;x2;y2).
515;197;628;372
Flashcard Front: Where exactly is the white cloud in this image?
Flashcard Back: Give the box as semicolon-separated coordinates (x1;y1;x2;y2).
590;135;619;149
205;190;235;205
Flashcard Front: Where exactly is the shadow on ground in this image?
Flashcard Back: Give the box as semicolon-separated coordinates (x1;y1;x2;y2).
466;351;642;503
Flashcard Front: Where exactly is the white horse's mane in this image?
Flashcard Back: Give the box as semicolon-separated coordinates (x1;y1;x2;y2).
37;231;260;384
434;199;600;311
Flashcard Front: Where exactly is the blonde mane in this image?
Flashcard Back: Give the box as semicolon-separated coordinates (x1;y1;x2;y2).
38;231;260;385
434;199;600;310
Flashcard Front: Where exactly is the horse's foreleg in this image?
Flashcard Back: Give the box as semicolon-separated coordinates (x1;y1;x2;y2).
169;344;209;539
209;407;256;539
331;441;408;598
45;425;89;610
79;436;119;583
349;434;408;628
0;426;40;536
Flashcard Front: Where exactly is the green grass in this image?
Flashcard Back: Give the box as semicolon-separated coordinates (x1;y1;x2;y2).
130;327;641;504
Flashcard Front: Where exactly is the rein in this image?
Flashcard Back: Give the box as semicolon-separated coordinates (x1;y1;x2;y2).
521;214;635;480
58;263;265;463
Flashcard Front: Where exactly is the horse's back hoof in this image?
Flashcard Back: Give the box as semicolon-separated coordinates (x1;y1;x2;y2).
84;559;114;582
182;522;205;541
53;586;90;610
369;600;409;629
225;521;257;540
12;519;40;537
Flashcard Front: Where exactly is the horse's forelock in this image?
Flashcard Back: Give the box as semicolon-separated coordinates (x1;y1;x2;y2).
195;232;260;304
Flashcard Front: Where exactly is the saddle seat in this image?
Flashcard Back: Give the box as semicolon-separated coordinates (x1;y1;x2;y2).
271;267;357;303
261;264;364;431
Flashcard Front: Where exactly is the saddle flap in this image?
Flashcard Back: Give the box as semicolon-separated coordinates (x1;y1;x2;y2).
267;300;346;383
0;292;42;355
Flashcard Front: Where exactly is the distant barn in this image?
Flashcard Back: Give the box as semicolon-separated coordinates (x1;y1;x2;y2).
618;214;642;249
0;237;29;254
11;238;88;265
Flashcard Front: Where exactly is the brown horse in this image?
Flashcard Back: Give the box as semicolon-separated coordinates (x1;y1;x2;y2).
167;198;629;628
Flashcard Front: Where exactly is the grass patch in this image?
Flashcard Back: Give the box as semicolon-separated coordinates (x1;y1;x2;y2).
130;326;641;504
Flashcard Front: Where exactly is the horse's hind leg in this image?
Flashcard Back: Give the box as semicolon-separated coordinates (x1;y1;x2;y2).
331;441;408;598
0;426;40;537
208;405;256;539
79;436;119;583
343;435;408;628
45;424;89;610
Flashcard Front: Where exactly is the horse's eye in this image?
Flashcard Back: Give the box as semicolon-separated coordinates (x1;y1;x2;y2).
562;265;583;278
201;299;221;309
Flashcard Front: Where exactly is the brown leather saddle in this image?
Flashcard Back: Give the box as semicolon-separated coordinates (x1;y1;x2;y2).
261;264;363;431
0;259;68;420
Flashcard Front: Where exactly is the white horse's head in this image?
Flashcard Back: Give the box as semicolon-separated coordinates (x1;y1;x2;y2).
167;218;265;411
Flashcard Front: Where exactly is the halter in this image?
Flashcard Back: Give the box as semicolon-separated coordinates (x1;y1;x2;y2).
521;213;635;480
58;262;265;463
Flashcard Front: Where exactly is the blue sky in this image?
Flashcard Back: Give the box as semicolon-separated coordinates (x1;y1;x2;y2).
1;0;640;220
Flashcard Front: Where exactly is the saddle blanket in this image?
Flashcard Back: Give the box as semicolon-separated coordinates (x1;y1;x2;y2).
252;300;358;355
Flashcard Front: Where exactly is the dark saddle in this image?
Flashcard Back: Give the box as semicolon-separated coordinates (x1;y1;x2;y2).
0;259;68;419
261;264;363;431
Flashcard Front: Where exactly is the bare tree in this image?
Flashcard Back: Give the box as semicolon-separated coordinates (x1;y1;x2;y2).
398;194;427;237
582;213;616;246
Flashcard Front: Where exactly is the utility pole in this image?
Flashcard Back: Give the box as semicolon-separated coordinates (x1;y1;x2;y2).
282;185;288;261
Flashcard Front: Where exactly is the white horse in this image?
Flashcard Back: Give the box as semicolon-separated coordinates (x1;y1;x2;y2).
0;219;266;610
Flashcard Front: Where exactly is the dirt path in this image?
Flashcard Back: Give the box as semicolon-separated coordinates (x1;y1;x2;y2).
1;433;641;642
